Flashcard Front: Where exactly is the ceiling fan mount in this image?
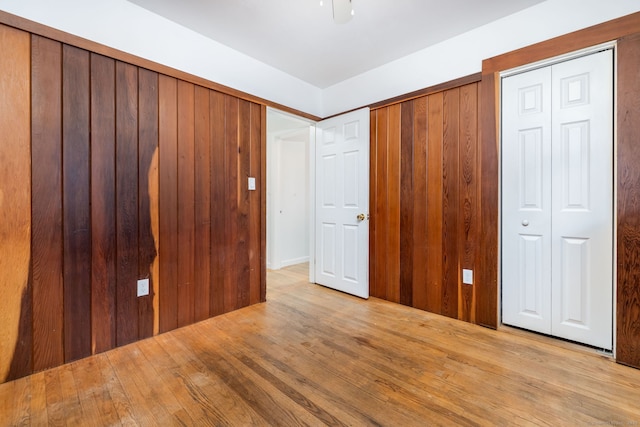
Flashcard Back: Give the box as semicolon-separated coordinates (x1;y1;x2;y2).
329;0;354;24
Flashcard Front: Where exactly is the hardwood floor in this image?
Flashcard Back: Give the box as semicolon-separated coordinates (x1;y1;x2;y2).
1;263;639;426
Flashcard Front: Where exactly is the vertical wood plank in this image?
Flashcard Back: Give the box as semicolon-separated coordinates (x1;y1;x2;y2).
373;108;388;300
0;25;31;381
441;88;460;319
369;111;378;299
616;33;640;369
412;97;429;311
62;44;92;362
115;61;139;346
458;83;478;323
90;53;116;354
426;93;444;315
250;102;263;305
158;75;179;333
210;91;226;316
237;100;252;309
31;35;64;372
387;104;402;304
259;105;268;303
476;73;499;328
177;81;195;327
138;68;159;338
194;85;211;322
224;95;239;313
399;101;414;306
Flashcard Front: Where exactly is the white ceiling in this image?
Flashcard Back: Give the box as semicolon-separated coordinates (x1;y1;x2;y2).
127;0;544;89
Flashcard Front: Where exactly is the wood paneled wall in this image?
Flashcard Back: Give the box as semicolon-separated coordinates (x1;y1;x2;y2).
0;24;265;383
370;83;479;323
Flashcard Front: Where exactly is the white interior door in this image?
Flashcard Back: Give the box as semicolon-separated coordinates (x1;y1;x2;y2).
502;49;613;350
502;66;553;335
315;108;369;298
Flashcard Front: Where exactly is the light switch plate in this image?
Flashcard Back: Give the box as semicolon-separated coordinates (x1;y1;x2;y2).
462;269;473;285
137;278;150;297
248;177;256;191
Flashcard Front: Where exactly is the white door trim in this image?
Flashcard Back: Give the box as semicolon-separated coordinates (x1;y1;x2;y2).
309;123;317;284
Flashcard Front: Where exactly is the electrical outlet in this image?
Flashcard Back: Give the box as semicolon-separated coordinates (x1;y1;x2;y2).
248;177;256;191
137;278;149;297
462;269;473;285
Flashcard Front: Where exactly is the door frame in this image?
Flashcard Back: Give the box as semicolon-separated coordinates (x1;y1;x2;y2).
498;41;618;353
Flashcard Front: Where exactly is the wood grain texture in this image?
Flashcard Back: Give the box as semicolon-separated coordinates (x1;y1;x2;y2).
0;17;269;384
116;61;139;346
0;24;31;382
3;265;640;425
458;84;478;323
259;105;268;303
158;75;179;333
251;102;264;305
476;71;499;329
616;33;640;369
386;104;402;304
194;85;211;322
31;35;64;371
138;68;159;339
426;93;444;315
372;108;388;299
369;86;481;323
411;97;429;311
441;89;460;319
399;101;414;306
369;111;378;301
224;95;239;313
177;80;195;328
90;53;117;354
62;44;92;362
237;99;252;309
210;91;226;316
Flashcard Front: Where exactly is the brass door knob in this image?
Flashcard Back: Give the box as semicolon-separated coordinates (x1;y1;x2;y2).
357;213;366;221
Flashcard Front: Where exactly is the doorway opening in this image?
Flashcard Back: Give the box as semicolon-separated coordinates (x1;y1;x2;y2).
266;108;315;297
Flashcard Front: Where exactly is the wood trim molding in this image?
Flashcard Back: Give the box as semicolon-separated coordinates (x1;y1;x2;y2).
369;73;482;111
483;12;640;73
0;10;321;122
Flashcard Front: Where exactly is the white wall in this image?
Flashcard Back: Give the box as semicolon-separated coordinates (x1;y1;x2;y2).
1;0;638;118
0;0;323;117
321;0;640;116
267;128;311;270
266;109;313;271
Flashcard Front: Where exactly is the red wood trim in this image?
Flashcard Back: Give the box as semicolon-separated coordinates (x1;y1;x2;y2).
369;73;482;111
483;12;640;73
260;105;268;303
616;33;640;369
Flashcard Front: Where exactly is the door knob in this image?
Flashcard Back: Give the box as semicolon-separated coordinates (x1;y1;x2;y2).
522;219;529;226
357;213;366;221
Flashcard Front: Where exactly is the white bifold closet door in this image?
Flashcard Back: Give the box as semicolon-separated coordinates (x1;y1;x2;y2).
501;49;613;350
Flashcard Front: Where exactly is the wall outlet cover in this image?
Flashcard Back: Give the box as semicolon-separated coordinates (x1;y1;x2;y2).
462;269;473;285
248;177;256;191
137;278;150;297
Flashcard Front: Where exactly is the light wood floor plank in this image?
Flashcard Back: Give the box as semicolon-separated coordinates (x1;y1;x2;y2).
0;263;639;426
